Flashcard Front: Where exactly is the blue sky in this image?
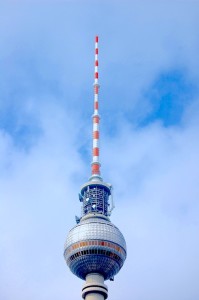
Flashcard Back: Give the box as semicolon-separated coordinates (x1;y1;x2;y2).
0;1;199;299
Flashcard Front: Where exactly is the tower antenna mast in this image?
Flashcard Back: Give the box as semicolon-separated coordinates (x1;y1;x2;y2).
91;35;101;180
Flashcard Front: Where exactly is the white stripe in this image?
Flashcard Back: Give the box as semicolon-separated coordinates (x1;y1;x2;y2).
93;123;99;131
95;54;98;61
95;42;98;48
95;66;98;73
93;139;99;148
93;156;99;162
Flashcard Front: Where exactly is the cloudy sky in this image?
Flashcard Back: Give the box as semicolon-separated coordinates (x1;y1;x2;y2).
0;1;199;299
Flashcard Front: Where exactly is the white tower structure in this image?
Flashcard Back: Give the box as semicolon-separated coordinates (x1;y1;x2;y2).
64;36;127;300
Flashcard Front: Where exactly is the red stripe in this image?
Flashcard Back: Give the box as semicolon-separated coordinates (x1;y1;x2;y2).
93;148;99;156
95;60;98;66
95;36;99;43
94;86;99;94
92;164;100;174
95;72;98;79
93;131;99;139
95;48;98;54
94;102;98;109
93;116;99;123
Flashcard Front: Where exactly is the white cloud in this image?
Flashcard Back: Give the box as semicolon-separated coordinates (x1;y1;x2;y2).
102;100;199;300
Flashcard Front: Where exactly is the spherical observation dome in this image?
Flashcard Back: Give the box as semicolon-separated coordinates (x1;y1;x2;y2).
64;214;127;280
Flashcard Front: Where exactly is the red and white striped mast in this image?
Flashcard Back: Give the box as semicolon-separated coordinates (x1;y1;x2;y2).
90;35;102;181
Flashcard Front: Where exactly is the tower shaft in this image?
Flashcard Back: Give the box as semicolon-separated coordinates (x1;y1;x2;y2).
82;273;108;300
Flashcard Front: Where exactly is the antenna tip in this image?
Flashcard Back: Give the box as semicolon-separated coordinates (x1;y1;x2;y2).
95;36;99;43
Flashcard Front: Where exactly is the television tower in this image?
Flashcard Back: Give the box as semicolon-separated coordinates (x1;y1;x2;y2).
64;36;127;300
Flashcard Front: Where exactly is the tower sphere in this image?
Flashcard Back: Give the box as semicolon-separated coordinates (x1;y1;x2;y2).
64;214;127;280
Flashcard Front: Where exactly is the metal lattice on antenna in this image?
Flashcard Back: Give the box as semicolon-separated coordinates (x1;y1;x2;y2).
91;35;101;180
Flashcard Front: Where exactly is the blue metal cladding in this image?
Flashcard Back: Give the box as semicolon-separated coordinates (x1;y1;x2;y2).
68;253;121;280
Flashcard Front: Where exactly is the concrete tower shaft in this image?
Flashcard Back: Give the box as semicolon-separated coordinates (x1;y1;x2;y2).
82;274;108;300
